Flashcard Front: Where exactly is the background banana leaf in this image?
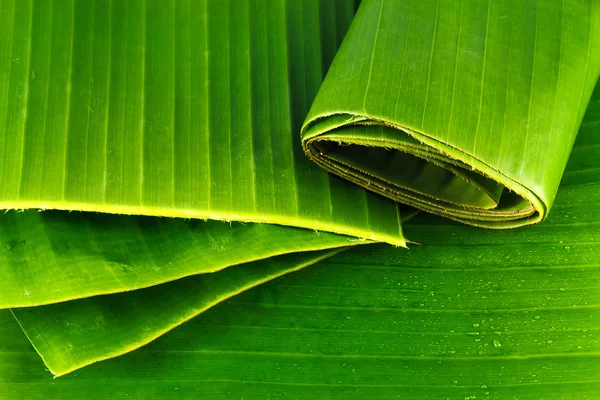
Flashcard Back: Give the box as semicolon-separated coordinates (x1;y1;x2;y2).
0;0;598;398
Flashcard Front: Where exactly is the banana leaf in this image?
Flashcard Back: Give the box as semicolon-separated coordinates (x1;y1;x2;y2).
0;0;599;397
0;0;405;244
302;0;600;228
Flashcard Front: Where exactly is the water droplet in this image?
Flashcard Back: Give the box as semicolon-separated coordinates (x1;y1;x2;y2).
473;323;480;328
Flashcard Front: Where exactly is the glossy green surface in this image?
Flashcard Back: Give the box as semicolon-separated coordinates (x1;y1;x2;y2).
12;249;343;376
303;0;600;227
0;0;598;397
0;212;355;308
0;0;404;244
2;159;598;398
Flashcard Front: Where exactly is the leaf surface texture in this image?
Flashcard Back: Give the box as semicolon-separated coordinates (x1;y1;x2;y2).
0;0;598;396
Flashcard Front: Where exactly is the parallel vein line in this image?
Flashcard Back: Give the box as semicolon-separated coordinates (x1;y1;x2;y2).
61;0;75;199
472;0;491;152
420;0;439;130
14;0;33;201
133;348;600;362
361;0;384;111
102;0;113;203
235;301;600;313
518;1;538;180
139;0;146;205
445;0;463;139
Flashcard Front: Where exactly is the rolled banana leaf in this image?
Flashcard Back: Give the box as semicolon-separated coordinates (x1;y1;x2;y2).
302;0;600;228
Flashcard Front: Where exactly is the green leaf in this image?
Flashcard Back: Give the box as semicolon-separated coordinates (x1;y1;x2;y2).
302;0;600;228
562;81;600;188
11;248;343;376
1;147;598;398
0;0;405;245
0;0;598;397
0;212;355;308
